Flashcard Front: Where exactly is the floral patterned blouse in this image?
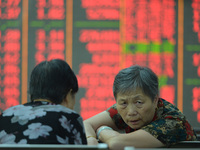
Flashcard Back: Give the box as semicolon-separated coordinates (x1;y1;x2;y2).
0;101;87;144
107;98;197;147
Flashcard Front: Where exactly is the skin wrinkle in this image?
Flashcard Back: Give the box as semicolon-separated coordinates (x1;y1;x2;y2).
116;88;158;130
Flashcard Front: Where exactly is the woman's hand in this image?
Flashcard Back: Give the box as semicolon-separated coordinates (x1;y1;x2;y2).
83;111;118;145
86;136;99;145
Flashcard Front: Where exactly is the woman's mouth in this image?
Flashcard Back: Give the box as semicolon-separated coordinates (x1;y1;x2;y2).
129;120;140;125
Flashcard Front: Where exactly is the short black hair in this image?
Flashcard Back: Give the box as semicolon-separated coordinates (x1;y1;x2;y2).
113;65;158;101
28;59;78;104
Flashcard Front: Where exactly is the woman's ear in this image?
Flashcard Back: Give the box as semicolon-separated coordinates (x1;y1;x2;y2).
153;95;159;106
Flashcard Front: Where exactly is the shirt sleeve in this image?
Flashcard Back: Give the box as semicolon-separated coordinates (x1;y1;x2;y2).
55;112;87;145
141;117;197;147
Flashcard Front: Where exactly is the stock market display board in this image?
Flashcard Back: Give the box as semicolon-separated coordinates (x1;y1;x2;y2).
0;0;200;128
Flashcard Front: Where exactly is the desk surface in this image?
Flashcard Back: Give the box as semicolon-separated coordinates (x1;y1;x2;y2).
168;141;200;148
0;141;200;150
0;144;108;150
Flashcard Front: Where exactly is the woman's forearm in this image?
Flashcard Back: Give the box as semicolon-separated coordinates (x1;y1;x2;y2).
83;111;118;145
83;121;99;145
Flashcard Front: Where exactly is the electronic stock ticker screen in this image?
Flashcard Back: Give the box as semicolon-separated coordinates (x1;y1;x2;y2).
0;0;200;128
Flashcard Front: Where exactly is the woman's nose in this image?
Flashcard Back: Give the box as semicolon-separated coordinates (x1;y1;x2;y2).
127;104;138;116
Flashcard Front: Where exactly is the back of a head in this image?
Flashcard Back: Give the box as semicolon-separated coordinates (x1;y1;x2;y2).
29;59;78;104
113;65;158;101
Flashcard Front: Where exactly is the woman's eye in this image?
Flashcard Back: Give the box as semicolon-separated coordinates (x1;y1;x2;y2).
120;102;127;106
136;101;143;105
122;102;127;105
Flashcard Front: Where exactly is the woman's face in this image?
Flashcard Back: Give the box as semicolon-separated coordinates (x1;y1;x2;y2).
116;88;158;129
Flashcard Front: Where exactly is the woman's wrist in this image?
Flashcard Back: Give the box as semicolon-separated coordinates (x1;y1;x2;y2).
96;126;113;140
86;135;96;139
